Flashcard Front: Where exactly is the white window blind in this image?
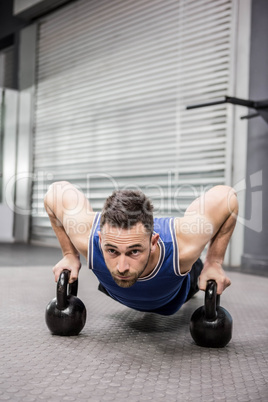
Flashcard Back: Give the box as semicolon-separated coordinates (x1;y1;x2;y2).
32;0;233;245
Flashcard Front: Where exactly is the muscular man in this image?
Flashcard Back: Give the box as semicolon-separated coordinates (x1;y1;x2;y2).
44;182;238;315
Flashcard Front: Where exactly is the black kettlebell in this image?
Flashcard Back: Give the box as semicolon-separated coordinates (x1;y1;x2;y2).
190;280;232;348
45;270;87;336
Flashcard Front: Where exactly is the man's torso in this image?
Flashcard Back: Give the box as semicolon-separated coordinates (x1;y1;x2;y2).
88;213;191;314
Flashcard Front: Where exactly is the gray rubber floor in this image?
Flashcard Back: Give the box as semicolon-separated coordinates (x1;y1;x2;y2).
0;244;267;401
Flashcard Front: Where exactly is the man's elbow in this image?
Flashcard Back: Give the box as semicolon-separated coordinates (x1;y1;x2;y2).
45;181;71;198
44;181;71;212
222;185;238;216
210;185;238;216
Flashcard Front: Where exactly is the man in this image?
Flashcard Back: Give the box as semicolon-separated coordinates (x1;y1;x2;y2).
44;182;238;315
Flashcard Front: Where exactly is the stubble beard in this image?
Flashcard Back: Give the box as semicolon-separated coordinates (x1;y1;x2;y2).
111;250;151;288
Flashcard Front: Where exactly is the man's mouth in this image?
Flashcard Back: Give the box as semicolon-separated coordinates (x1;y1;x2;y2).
112;273;138;288
115;275;132;280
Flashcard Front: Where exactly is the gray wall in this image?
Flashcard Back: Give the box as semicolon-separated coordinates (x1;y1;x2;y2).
13;0;72;20
0;0;25;46
242;0;268;276
0;1;25;39
0;0;25;88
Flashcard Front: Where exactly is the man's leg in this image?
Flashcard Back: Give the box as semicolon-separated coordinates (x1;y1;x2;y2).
185;258;203;302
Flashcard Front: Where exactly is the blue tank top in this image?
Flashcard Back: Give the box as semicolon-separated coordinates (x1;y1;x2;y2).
88;213;190;315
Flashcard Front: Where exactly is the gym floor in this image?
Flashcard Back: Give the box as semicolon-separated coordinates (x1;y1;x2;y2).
0;243;267;401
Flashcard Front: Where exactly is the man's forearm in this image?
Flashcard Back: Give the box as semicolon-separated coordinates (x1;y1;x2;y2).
44;189;80;259
46;206;80;258
199;188;238;294
205;191;238;266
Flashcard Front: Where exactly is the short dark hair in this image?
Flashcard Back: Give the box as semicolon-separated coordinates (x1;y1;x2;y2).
100;189;154;235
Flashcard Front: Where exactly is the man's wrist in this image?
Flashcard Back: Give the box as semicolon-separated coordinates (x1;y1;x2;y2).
63;252;80;259
204;258;223;268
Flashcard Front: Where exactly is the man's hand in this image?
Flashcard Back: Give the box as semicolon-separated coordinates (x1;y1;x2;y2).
198;261;231;295
52;254;81;283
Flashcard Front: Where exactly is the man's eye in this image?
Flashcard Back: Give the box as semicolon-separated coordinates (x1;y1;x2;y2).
108;249;117;255
131;250;140;255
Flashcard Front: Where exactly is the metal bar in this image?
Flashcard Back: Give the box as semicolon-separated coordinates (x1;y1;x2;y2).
240;113;260;120
254;100;268;109
186;95;257;110
186;97;227;109
225;96;255;108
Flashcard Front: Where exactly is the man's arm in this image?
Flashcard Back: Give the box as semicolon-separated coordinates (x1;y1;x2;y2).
44;181;95;282
176;185;238;294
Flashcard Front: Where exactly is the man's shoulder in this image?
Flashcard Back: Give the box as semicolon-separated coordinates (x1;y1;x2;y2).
89;212;101;236
153;216;176;243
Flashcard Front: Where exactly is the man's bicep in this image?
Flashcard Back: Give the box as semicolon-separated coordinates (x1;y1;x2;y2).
184;186;236;233
45;181;95;253
57;183;94;233
60;184;96;256
175;214;213;263
45;181;93;220
175;185;237;264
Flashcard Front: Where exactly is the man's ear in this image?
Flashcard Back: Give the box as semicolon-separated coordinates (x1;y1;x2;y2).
151;233;159;252
98;231;102;243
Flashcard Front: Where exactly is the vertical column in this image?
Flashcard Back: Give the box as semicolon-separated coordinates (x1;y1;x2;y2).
14;23;37;241
0;89;18;241
241;0;268;276
228;0;252;266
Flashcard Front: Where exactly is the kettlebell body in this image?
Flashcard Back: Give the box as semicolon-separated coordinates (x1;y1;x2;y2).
190;280;232;348
45;270;87;336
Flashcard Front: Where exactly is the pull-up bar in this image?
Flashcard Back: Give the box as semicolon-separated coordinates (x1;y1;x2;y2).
186;96;268;124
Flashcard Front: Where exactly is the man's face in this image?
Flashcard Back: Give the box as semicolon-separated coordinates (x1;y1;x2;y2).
98;223;159;288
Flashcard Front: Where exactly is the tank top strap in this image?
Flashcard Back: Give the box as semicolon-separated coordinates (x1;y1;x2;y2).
88;212;101;270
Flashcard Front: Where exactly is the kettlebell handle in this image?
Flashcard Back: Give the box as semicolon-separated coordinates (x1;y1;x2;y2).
205;280;220;320
56;269;78;310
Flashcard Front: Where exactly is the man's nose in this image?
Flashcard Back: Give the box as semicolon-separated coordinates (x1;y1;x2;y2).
117;255;129;273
